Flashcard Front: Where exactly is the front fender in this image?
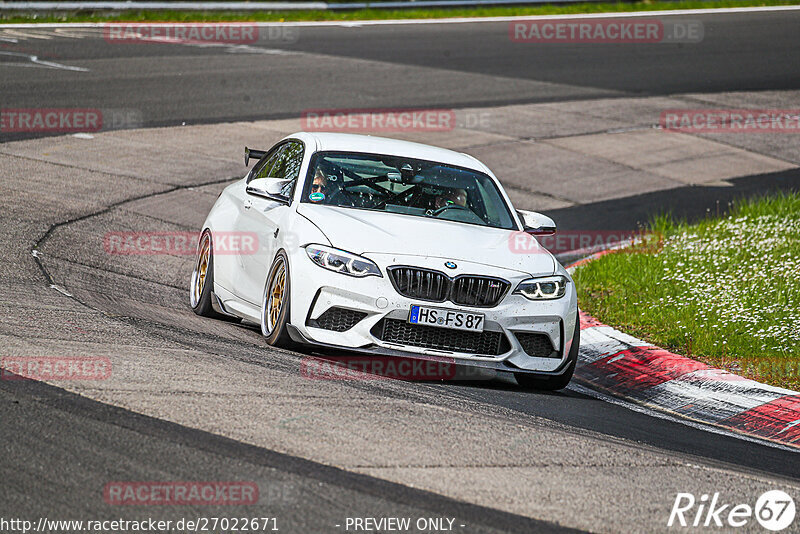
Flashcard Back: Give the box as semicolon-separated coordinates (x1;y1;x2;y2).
279;209;332;327
203;179;245;294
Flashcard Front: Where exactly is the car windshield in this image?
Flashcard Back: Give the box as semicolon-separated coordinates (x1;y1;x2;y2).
301;151;516;230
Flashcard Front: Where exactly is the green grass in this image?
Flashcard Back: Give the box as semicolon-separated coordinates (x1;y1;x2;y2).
573;193;800;390
1;0;798;23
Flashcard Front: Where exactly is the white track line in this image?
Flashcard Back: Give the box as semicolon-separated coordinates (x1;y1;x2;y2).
1;5;799;29
0;50;89;70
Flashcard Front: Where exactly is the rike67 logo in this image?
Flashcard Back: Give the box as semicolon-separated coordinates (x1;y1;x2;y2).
668;491;796;531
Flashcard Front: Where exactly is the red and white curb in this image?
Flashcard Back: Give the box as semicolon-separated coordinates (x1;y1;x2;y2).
574;307;800;449
567;255;800;450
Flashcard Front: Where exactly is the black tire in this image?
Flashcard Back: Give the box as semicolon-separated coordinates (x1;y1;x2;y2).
190;230;226;319
515;314;580;391
261;250;296;349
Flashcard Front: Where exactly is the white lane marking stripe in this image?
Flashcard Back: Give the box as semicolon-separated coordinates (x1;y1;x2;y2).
184;42;296;54
52;28;103;38
1;5;799;29
0;51;89;71
30;56;89;71
49;284;73;297
0;28;52;39
0;28;99;41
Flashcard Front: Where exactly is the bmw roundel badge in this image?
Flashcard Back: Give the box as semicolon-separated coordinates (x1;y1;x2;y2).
444;261;457;269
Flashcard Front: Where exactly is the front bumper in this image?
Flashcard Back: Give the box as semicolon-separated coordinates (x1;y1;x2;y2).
287;250;578;374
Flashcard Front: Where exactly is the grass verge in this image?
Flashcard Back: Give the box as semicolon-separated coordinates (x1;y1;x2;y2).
573;193;800;391
0;0;798;23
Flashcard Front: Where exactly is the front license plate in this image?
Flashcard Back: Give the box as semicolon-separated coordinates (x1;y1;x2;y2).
408;305;485;332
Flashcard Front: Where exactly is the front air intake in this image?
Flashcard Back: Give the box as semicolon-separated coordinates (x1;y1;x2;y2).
307;307;368;332
513;332;559;358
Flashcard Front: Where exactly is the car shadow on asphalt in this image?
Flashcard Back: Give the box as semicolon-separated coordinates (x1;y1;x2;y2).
548;167;800;231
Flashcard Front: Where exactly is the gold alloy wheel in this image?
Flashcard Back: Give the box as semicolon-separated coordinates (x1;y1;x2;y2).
266;259;286;334
192;234;211;306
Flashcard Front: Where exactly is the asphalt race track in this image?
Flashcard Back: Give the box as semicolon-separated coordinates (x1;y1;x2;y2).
1;8;800;533
1;9;800;140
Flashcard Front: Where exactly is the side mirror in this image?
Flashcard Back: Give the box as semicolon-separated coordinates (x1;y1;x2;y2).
246;178;291;203
517;210;556;236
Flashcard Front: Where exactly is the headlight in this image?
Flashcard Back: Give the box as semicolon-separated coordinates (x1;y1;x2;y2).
305;245;382;278
514;275;569;300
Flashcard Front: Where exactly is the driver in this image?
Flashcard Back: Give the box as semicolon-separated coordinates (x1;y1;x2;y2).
311;168;329;196
434;188;468;210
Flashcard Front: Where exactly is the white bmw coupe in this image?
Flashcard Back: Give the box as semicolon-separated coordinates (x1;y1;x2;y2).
191;132;579;389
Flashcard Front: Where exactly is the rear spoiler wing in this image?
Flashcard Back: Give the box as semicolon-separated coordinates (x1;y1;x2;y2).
244;146;267;166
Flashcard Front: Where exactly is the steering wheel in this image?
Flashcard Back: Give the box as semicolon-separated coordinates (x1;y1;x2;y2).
430;203;471;217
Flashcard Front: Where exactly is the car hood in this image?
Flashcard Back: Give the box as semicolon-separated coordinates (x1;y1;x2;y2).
297;204;555;276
